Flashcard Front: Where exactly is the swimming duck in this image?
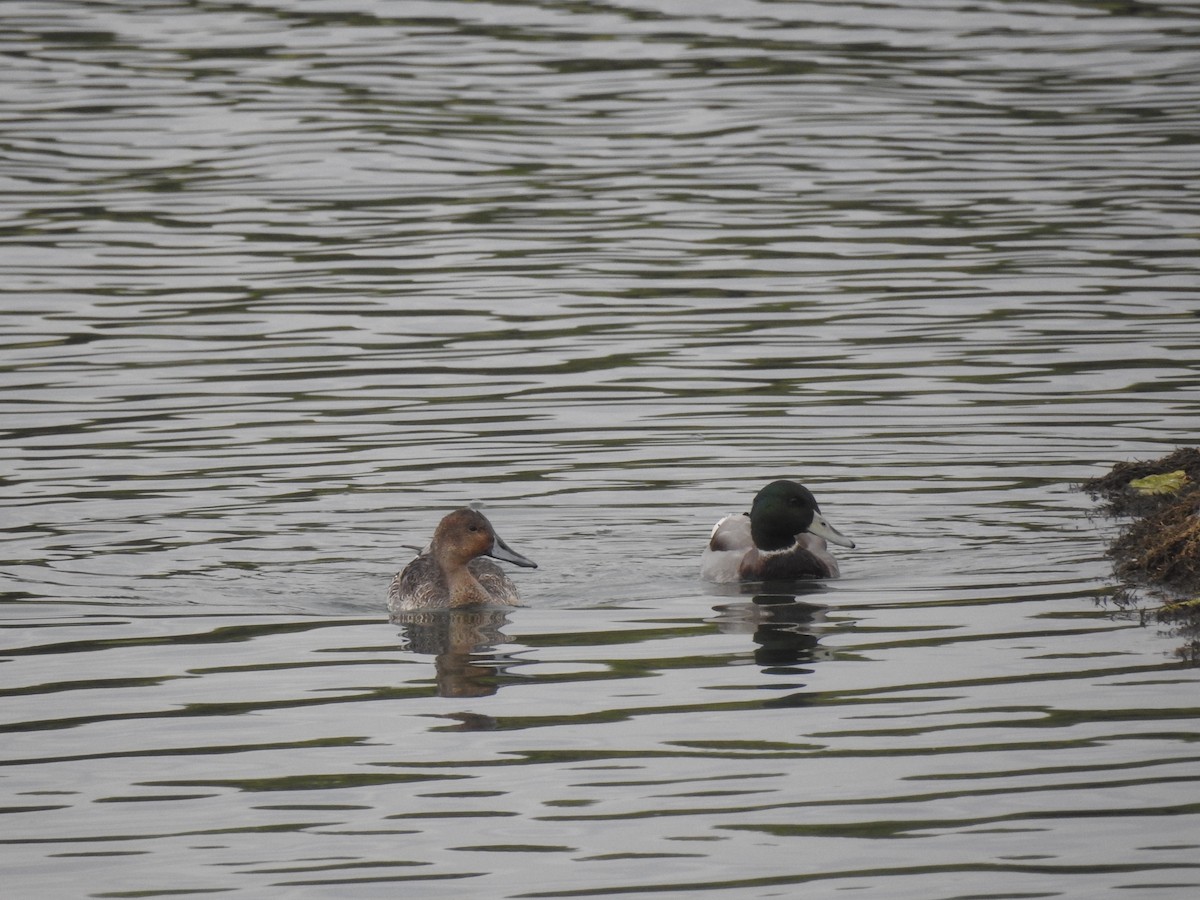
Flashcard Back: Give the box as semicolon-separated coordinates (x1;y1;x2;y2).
387;508;537;612
701;480;855;583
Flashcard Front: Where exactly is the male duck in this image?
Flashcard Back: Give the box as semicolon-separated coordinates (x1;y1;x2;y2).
387;508;537;612
701;480;855;583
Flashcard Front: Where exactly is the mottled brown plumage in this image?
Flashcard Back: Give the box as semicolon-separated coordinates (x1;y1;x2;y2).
387;508;537;612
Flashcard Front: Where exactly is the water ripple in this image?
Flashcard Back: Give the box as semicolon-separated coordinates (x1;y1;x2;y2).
3;0;1200;897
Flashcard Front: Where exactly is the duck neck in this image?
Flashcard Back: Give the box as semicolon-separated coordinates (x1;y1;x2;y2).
446;567;490;607
751;519;796;552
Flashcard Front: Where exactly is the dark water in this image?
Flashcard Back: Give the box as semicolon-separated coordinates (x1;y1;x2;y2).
4;1;1200;897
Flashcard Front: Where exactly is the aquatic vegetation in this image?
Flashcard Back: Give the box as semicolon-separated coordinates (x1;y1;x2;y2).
1129;470;1190;496
1082;447;1200;662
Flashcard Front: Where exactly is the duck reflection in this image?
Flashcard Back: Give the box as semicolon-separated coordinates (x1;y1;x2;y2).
709;584;833;670
391;607;515;699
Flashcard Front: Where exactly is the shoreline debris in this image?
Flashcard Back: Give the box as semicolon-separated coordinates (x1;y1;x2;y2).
1080;447;1200;663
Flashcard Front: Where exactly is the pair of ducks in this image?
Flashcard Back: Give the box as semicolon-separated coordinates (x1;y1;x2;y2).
387;480;855;612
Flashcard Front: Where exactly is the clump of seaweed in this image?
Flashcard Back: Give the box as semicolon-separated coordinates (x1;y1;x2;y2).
1081;447;1200;663
1081;447;1200;518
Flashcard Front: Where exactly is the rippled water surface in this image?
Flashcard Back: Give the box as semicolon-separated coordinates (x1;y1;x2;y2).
4;1;1200;897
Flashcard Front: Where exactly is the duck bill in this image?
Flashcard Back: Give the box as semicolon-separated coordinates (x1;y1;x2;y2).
807;512;855;549
488;534;538;569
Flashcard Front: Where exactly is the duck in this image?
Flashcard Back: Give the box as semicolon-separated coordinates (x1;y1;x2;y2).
700;480;855;583
387;508;537;612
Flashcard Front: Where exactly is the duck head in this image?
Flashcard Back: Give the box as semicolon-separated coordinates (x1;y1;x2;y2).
434;508;538;569
748;480;855;552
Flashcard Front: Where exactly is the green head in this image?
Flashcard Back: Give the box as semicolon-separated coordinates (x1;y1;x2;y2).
749;480;855;552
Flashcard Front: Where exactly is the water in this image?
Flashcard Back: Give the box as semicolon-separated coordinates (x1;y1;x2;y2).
4;0;1200;896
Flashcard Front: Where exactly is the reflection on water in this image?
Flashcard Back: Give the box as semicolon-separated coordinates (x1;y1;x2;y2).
3;0;1200;897
711;591;833;669
394;607;516;698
